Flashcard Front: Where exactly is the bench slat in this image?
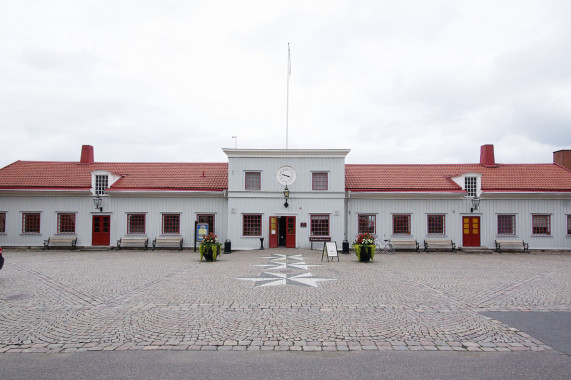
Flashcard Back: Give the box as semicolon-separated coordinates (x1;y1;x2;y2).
117;236;149;250
424;239;456;253
153;236;183;250
495;240;530;253
43;236;77;250
389;239;419;252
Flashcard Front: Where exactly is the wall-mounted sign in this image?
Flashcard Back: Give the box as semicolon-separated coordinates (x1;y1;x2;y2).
300;222;307;228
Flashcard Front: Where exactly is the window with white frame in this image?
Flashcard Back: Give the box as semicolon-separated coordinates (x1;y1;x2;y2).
427;215;445;235
532;214;551;235
497;214;516;235
95;175;109;195
127;214;146;234
0;212;6;233
393;214;411;235
245;172;261;191
22;213;41;234
162;214;180;234
465;177;477;197
358;214;376;234
197;214;215;234
243;214;262;236
312;172;328;190
311;214;330;236
57;213;76;234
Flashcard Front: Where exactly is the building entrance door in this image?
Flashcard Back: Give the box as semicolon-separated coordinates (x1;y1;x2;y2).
92;215;110;246
269;216;278;248
285;216;296;248
462;216;480;247
268;216;296;248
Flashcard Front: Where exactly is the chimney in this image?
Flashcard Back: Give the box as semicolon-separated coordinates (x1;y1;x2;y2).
554;150;571;170
480;144;496;167
80;145;94;164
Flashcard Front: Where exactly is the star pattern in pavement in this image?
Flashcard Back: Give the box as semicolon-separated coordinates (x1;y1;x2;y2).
238;271;336;288
238;254;336;288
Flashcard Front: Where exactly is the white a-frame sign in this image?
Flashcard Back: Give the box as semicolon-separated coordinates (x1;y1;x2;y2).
322;241;339;262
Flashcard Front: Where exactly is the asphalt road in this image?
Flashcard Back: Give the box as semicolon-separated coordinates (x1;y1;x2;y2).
0;350;569;380
483;311;571;355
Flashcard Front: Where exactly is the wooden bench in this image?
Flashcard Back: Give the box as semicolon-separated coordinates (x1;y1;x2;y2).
424;239;456;253
153;236;183;250
43;236;78;250
309;236;331;250
116;236;148;250
495;240;530;253
390;239;420;252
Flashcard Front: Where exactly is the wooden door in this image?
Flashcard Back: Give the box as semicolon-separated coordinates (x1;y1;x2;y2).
269;216;278;248
92;215;110;246
463;216;480;247
285;216;296;248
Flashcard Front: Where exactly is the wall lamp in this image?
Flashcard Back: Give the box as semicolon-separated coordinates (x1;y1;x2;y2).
93;195;103;212
283;185;290;208
470;197;480;213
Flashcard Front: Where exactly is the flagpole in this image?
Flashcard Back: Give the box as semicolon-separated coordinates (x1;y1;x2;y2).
286;43;290;149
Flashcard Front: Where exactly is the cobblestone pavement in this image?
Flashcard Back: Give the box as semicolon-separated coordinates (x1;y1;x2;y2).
0;249;569;354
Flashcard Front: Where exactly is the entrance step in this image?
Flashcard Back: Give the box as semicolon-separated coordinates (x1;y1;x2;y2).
459;247;494;254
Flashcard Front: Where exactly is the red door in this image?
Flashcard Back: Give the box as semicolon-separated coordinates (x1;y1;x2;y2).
463;216;480;247
285;216;296;248
92;215;110;246
269;216;278;248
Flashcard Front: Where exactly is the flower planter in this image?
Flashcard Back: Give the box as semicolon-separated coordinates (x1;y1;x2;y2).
200;243;221;262
353;244;375;262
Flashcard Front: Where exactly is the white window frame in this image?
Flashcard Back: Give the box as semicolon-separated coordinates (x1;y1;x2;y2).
127;213;147;235
244;171;262;191
0;212;6;234
312;172;329;191
427;214;446;236
57;212;77;234
531;214;551;236
497;214;516;236
21;212;41;234
91;171;121;196
242;214;263;237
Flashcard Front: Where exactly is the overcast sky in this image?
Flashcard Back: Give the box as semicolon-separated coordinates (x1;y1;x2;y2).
1;0;570;169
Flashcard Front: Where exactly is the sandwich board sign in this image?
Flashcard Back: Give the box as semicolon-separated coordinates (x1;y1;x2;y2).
322;241;339;262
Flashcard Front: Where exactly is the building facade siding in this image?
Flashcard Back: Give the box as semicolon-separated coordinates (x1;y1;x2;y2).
1;146;570;251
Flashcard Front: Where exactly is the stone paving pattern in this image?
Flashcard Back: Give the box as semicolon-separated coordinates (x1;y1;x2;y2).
0;249;569;353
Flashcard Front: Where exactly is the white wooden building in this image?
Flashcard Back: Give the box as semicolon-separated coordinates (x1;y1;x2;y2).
0;144;570;251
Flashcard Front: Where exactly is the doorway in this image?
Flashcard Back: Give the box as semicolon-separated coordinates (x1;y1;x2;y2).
92;215;110;246
269;216;296;248
462;216;480;247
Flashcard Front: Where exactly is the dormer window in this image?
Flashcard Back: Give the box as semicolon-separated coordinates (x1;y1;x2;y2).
465;177;477;197
451;173;482;198
91;171;120;196
95;175;108;195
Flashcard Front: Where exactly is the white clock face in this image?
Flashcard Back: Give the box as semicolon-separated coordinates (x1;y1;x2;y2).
276;166;296;185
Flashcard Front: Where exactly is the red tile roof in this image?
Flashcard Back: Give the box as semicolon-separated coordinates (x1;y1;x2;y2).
345;164;571;192
1;160;570;193
0;161;228;191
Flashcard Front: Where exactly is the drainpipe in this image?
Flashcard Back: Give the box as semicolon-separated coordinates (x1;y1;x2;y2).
343;191;351;253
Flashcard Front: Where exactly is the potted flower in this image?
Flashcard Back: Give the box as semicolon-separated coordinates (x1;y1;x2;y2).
200;233;221;261
353;233;376;262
